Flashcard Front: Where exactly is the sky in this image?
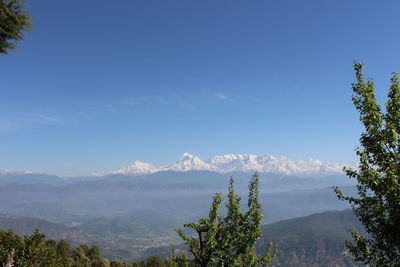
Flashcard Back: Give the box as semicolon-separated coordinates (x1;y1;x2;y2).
1;0;400;176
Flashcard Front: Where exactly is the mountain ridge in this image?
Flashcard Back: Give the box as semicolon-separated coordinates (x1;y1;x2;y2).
106;153;349;177
0;153;351;179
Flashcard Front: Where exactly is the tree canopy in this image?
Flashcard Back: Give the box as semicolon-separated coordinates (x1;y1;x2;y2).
177;173;276;267
0;0;32;55
334;62;400;266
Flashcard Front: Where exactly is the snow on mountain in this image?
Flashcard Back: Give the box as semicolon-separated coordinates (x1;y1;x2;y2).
209;154;346;176
161;153;212;172
111;161;158;176
108;153;348;177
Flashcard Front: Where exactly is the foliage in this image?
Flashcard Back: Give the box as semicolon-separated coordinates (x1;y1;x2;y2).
0;209;372;267
145;256;166;267
0;228;195;266
0;229;116;266
0;230;62;266
334;63;400;266
0;0;32;54
177;173;276;267
167;248;189;267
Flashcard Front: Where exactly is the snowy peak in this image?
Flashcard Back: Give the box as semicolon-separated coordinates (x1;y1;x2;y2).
112;161;158;176
208;154;267;173
108;153;348;177
162;153;212;172
208;154;342;175
179;152;196;161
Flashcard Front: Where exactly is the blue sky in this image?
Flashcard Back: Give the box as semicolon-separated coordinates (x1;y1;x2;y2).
1;0;400;176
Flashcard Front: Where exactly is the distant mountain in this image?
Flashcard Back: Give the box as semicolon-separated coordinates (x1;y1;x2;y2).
111;161;159;176
0;170;63;185
0;169;33;175
0;172;354;225
103;153;349;177
0;169;105;185
1;153;350;183
258;209;365;267
164;153;213;172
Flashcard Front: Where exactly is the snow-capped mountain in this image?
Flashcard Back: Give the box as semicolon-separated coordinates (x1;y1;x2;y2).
112;161;158;176
209;154;345;175
106;153;348;177
160;153;213;172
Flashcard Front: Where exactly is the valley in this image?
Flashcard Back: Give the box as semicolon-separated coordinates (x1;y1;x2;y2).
0;169;357;263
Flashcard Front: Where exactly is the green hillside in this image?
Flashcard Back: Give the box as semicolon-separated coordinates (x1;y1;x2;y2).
0;214;85;242
258;209;366;266
0;209;369;265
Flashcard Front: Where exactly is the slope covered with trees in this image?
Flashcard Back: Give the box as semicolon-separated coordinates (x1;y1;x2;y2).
0;214;84;240
0;209;368;266
257;209;365;266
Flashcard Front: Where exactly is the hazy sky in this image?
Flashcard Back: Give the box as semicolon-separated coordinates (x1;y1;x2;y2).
1;0;400;175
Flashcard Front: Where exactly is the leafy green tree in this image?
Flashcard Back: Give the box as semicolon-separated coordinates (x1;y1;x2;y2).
46;239;57;248
0;230;24;266
23;230;62;267
91;257;111;267
80;244;91;254
110;260;129;267
168;248;189;267
96;259;110;267
131;262;145;267
57;239;72;266
88;245;101;261
0;0;32;54
177;173;276;267
145;256;166;267
0;229;128;267
334;62;400;266
71;246;92;267
57;240;71;257
0;229;64;267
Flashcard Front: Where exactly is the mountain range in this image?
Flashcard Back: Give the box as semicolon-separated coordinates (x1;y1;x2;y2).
0;153;350;181
106;153;348;177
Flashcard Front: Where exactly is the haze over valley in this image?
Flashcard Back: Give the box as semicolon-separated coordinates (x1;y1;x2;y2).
0;152;357;262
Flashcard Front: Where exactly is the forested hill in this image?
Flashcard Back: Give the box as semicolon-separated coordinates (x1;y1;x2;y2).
258;209;366;266
0;210;368;265
0;214;86;243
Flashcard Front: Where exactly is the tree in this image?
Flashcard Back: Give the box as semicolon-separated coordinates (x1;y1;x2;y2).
0;229;127;267
177;173;276;267
0;0;32;55
96;258;111;267
57;239;72;266
167;248;190;267
71;246;92;267
23;230;62;267
0;229;64;267
87;245;101;261
334;62;400;266
0;230;22;266
110;260;130;267
145;256;166;267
